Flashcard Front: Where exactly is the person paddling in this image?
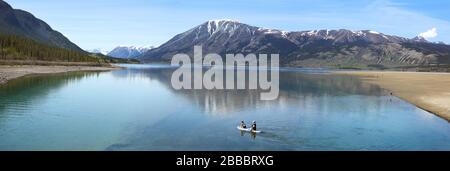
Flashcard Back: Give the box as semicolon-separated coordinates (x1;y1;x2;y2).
251;121;257;131
240;120;247;128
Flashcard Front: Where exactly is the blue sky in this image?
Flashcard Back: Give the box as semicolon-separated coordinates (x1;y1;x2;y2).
5;0;450;50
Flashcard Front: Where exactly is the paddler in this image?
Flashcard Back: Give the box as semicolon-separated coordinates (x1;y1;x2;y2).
240;120;247;128
251;121;257;131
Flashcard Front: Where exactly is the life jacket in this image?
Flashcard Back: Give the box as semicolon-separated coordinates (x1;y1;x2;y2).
252;124;256;130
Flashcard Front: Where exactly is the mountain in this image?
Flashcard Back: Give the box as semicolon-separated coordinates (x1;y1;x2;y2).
107;46;154;58
140;19;450;67
86;48;109;55
0;0;83;52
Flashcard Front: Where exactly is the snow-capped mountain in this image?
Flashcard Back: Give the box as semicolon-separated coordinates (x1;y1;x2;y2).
107;46;154;58
86;48;109;55
140;19;450;66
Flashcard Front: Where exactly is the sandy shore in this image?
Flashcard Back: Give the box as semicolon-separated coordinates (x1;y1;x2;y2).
0;65;120;85
335;71;450;121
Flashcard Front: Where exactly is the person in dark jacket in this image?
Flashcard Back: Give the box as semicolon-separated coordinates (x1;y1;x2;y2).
240;120;247;128
251;121;257;131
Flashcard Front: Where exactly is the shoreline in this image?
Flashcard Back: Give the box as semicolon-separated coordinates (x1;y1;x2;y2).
0;65;121;85
334;71;450;121
2;65;450;121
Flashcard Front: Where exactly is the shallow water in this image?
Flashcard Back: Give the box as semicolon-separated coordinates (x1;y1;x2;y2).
0;64;450;151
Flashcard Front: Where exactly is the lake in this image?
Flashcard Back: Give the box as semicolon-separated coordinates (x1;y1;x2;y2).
1;64;450;151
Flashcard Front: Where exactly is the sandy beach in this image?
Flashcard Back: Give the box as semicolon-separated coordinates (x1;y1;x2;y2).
335;71;450;121
0;65;120;85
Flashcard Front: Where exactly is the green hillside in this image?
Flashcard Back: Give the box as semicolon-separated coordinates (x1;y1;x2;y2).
0;34;139;64
0;0;83;52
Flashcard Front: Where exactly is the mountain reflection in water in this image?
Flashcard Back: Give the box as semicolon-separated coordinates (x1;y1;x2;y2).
111;67;385;115
1;64;450;151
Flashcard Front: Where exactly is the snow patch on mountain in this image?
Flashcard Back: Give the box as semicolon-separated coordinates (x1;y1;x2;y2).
206;19;244;36
86;48;109;55
369;30;380;34
107;46;154;58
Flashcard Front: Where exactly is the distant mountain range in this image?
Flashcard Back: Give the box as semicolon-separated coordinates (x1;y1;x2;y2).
107;46;154;58
0;0;83;52
2;0;449;68
140;19;450;67
86;48;110;55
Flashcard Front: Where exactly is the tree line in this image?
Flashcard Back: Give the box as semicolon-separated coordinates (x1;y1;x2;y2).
0;34;99;62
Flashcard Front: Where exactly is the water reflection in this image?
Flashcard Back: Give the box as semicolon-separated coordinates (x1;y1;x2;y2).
111;68;385;115
2;65;450;151
0;72;100;119
239;131;258;140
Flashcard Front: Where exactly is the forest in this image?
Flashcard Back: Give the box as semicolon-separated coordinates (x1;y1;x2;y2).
0;34;139;64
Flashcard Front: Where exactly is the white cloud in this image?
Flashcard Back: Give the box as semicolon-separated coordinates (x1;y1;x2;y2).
418;28;438;40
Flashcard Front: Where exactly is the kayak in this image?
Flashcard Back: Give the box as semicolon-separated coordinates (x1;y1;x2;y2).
237;126;261;133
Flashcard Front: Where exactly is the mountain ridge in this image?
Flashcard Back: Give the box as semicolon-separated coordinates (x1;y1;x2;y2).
140;19;450;67
107;46;154;58
0;0;83;52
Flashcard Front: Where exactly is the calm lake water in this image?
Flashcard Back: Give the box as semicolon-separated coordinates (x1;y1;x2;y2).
1;64;450;151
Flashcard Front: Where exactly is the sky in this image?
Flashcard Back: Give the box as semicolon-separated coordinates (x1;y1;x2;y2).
4;0;450;51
